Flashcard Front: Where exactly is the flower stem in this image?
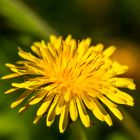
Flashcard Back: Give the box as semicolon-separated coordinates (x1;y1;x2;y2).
120;108;140;140
70;122;87;140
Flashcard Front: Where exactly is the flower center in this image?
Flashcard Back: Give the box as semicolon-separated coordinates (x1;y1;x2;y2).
54;68;76;89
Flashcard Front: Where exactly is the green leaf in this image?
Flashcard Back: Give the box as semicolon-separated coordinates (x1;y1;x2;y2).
0;0;57;39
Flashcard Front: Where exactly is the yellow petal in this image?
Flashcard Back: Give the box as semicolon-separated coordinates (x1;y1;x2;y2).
18;103;29;114
99;95;117;108
48;43;57;58
110;78;136;90
55;95;64;115
54;36;62;50
81;47;94;61
5;63;16;68
43;84;57;91
46;96;58;126
115;89;134;106
64;89;71;102
81;94;95;110
92;99;107;121
77;38;91;59
18;48;39;62
2;73;20;79
4;88;19;94
50;35;57;44
110;107;123;120
37;99;52;116
104;114;112;126
117;90;133;101
40;41;50;60
85;88;100;98
99;86;132;105
103;46;116;57
33;115;42;124
93;43;104;52
11;90;32;108
10;68;25;73
65;35;72;44
29;91;47;105
12;81;39;89
31;45;41;57
99;96;123;120
111;61;129;75
69;99;78;121
92;99;113;126
59;104;69;133
106;93;134;106
76;98;90;127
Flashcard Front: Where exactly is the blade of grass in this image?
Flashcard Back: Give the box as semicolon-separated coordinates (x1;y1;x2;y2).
120;108;140;140
0;0;57;39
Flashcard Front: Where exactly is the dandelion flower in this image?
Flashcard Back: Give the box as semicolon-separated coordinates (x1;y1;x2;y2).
2;35;135;133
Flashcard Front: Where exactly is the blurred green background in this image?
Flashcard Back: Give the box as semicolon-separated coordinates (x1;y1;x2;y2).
0;0;140;140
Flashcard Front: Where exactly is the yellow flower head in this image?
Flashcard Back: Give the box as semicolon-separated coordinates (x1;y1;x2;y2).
2;35;135;133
